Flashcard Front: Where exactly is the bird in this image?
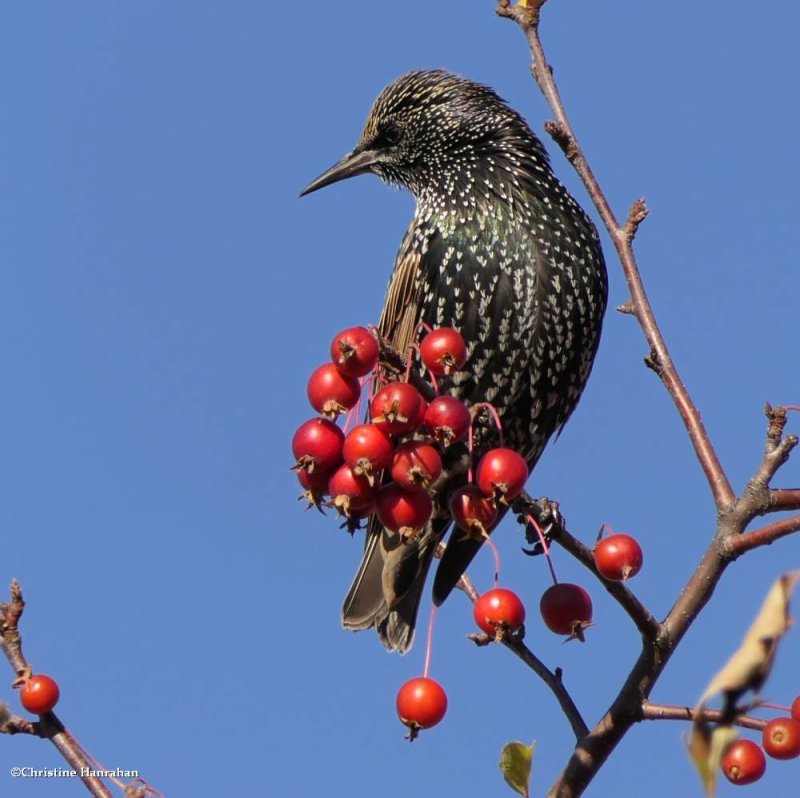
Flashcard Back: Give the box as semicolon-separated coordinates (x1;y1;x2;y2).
300;69;608;653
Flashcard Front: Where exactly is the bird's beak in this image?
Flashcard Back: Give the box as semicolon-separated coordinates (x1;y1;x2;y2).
299;148;379;197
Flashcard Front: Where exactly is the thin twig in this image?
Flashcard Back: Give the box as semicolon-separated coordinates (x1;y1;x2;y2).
503;639;590;740
496;0;735;515
0;582;113;798
728;514;800;556
641;701;767;732
489;5;800;796
769;488;800;512
748;434;799;493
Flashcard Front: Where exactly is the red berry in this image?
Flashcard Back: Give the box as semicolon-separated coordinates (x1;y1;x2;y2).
762;717;800;760
396;677;448;737
292;417;345;477
306;363;361;418
20;674;60;715
539;583;593;640
343;424;394;481
473;588;526;637
424;396;471;446
296;467;330;506
328;463;379;518
420;327;467;376
449;485;497;539
376;484;432;536
330;326;379;378
594;534;643;581
721;739;766;785
391;441;443;491
307;363;361;418
370;382;425;435
792;695;800;723
476;448;528;503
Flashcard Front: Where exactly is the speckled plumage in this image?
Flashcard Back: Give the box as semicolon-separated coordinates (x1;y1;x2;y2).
302;70;608;653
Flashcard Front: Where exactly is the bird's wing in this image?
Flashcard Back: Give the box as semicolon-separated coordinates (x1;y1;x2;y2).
378;227;425;355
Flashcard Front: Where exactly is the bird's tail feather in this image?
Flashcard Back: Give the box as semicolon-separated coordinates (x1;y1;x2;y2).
341;529;387;631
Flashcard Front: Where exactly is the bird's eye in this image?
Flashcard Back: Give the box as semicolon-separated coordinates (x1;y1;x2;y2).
381;122;402;146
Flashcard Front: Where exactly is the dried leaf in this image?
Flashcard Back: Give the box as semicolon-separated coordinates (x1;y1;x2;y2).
699;572;799;707
500;741;535;797
686;719;737;798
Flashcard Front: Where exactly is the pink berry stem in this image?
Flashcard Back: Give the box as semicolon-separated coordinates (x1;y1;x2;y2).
467;420;475;484
527;514;559;586
760;702;792;713
423;605;438;680
343;405;358;434
345;374;377;431
414;320;434;337
484;536;502;588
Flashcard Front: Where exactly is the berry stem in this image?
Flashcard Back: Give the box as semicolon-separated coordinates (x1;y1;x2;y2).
347;374;377;431
595;522;612;543
467;420;475;484
527;514;559;586
760;701;791;713
423;605;438;680
485;536;502;588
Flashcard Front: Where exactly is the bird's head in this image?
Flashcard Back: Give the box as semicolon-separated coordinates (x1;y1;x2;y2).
300;70;546;204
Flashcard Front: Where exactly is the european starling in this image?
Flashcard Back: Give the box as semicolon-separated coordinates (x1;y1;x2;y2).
301;70;608;653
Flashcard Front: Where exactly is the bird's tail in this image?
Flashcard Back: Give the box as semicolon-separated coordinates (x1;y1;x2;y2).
341;520;444;654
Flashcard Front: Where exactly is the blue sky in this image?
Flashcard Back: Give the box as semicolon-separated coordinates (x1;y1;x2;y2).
1;2;798;796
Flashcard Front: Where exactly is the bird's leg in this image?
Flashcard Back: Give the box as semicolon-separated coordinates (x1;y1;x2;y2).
514;493;563;554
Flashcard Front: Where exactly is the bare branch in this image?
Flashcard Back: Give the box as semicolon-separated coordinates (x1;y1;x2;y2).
0;710;38;736
1;582;113;798
769;488;800;512
749;434;798;493
728;514;800;557
503;638;590;740
496;0;736;515
641;701;767;732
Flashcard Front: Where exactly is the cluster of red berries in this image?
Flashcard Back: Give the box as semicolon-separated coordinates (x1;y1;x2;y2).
18;673;60;715
395;527;647;737
721;697;800;785
292;324;530;544
292;325;650;740
292;324;537;739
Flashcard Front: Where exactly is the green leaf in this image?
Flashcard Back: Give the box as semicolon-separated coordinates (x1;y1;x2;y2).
500;741;535;797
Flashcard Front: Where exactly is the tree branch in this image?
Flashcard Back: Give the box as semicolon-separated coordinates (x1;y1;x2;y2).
496;0;736;515
641;701;767;732
0;581;113;798
769;488;800;512
728;514;800;556
488;4;800;795
503;639;590;740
